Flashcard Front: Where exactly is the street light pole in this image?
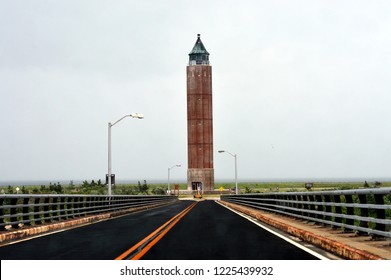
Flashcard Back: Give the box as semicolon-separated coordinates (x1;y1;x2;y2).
108;113;143;196
218;150;238;195
167;164;181;194
108;121;112;195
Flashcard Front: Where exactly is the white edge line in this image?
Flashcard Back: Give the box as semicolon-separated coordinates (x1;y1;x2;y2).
216;201;329;260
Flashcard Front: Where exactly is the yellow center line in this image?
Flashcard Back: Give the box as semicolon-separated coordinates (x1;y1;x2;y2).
115;201;197;260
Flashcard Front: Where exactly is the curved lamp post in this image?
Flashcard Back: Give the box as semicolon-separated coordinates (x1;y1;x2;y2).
218;150;238;195
168;164;181;194
108;113;144;195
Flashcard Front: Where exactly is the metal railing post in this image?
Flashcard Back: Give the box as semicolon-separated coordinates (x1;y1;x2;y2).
75;197;82;217
0;197;5;229
34;197;41;225
10;197;18;228
22;197;31;226
314;194;323;222
59;197;65;220
357;194;369;235
344;194;355;232
324;195;332;225
333;195;342;228
43;197;51;223
53;197;61;221
374;193;386;235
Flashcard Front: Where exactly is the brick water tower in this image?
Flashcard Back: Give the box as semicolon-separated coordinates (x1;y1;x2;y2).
187;34;214;192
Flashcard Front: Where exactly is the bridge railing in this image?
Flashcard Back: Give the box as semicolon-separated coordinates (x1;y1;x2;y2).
0;194;177;231
221;187;391;238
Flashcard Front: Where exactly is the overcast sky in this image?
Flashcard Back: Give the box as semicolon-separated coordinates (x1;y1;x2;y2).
1;0;390;184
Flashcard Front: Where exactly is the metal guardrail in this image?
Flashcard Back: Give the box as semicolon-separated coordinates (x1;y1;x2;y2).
0;194;177;231
221;188;391;238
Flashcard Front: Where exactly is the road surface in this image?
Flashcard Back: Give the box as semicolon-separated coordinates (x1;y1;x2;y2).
0;200;320;260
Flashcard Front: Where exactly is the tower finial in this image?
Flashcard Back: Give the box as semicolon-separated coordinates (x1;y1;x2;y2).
197;33;200;38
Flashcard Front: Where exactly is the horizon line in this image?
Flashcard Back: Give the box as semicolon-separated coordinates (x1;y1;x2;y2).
1;177;390;186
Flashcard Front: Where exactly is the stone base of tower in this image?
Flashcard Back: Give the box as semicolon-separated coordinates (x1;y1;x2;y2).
187;168;214;192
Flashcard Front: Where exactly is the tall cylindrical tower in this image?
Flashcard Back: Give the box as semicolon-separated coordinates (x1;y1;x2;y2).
187;34;214;192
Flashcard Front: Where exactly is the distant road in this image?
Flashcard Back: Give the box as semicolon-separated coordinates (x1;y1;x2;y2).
0;200;319;260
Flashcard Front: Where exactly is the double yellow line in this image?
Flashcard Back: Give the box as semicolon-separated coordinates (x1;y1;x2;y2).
115;201;198;260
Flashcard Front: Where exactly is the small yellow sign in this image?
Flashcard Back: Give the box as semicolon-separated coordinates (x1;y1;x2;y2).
219;187;224;192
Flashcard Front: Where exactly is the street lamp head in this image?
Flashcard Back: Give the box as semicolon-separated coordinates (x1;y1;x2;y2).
218;150;236;157
169;164;181;169
130;113;144;119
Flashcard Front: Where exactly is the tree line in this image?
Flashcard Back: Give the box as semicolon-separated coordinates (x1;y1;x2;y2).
1;180;167;195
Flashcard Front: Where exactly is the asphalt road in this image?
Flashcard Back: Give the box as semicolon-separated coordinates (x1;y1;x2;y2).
0;200;319;260
0;200;194;260
142;200;318;260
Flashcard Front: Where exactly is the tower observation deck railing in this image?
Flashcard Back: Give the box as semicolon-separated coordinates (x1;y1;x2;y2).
188;60;210;66
221;187;391;238
0;194;177;231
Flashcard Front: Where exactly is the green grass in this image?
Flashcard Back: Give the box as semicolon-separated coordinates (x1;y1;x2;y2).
1;181;390;195
217;181;391;193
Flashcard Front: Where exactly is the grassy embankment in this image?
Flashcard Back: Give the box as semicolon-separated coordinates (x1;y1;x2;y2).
2;180;390;195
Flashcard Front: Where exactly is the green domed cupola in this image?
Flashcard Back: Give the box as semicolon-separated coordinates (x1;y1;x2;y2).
189;34;210;65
